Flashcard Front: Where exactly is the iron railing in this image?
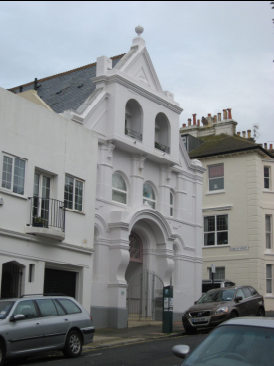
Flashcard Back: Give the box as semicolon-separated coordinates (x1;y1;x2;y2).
125;127;142;141
155;141;170;154
28;197;65;232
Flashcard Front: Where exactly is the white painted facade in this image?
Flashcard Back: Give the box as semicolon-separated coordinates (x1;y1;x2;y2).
180;116;274;311
64;28;205;328
0;87;98;312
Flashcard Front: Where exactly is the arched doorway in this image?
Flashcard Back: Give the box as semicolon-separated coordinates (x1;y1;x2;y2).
1;262;23;298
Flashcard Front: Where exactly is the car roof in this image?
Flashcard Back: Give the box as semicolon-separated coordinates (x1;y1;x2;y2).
220;317;274;329
0;295;73;301
202;279;235;283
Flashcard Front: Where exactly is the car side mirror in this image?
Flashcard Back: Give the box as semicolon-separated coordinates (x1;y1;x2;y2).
172;345;190;359
10;314;25;322
236;296;243;302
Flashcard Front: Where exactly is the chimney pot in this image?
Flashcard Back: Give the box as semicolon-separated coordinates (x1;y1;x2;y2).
264;143;267;149
242;131;246;138
223;109;227;120
213;115;217;123
270;144;273;149
188;118;191;126
247;130;251;138
208;113;211;117
197;119;200;126
237;132;241;135
183;123;186;127
227;108;232;119
217;113;221;121
192;114;197;125
259;144;263;147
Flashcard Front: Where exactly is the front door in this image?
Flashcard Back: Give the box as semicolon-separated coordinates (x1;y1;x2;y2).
7;300;43;355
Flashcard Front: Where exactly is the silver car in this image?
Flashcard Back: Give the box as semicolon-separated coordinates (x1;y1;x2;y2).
0;295;95;364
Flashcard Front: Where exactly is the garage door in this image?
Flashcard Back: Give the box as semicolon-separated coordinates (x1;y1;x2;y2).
44;268;76;298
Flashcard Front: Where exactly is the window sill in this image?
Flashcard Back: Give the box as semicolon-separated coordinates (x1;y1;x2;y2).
203;244;230;249
264;251;274;256
263;190;274;194
206;190;225;196
64;208;85;215
0;188;28;200
265;295;274;299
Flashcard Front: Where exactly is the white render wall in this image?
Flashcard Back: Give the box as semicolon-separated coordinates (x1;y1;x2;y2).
0;87;98;311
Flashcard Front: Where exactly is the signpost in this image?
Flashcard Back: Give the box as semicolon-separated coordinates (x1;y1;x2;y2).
211;264;215;289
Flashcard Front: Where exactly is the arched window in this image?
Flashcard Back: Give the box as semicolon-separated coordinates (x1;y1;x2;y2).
143;182;156;209
112;172;127;204
129;233;143;263
170;191;174;217
125;99;143;141
155;112;170;153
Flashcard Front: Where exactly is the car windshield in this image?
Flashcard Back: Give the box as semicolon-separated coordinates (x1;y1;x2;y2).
0;301;15;319
197;289;235;304
182;324;274;366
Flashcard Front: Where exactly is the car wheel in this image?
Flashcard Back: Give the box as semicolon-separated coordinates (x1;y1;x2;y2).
257;307;265;317
230;311;238;319
184;326;197;335
0;342;5;366
63;330;82;358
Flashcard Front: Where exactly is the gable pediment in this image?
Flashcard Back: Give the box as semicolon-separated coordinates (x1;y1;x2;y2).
121;48;163;93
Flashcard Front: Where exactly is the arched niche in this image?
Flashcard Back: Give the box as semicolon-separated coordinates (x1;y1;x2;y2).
154;112;170;153
125;99;143;141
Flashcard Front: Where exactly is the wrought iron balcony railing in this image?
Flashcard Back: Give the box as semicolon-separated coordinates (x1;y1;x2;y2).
125;127;142;141
155;141;170;154
28;197;65;232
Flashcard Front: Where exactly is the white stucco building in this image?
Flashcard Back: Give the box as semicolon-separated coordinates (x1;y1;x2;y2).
0;86;98;312
9;26;204;328
180;111;274;311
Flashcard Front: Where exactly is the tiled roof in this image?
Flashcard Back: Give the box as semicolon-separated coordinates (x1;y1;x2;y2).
9;54;125;114
189;134;274;159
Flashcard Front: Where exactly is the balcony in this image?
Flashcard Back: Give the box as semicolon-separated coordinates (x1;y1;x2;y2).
155;141;170;154
125;127;142;142
25;197;65;241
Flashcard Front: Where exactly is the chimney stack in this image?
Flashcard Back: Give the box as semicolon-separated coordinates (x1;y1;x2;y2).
242;131;246;138
247;130;251;138
192;114;196;125
227;108;232;119
213;115;217;123
223;109;227;120
218;113;221;121
188;118;191;126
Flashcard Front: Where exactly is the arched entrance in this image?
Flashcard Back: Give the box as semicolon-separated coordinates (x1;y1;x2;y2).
1;261;23;298
127;270;163;327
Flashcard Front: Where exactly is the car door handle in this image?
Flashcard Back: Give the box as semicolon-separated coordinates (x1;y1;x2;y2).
36;322;40;325
64;319;69;321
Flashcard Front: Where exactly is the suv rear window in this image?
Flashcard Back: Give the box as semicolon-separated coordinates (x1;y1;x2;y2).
57;298;81;314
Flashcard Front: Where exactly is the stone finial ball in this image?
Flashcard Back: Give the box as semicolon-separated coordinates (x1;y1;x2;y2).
135;25;144;36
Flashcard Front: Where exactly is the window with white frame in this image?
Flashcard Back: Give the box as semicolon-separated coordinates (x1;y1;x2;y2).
209;266;225;280
64;175;83;211
1;154;26;195
170;191;174;217
204;215;228;246
264;166;270;189
143;182;156;209
112;172;127;204
208;164;224;191
266;215;272;250
266;264;272;293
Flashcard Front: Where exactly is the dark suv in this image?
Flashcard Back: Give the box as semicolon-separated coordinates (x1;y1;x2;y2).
182;285;264;334
0;295;95;364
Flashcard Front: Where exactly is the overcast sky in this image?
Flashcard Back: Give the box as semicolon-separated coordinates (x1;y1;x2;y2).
1;1;273;145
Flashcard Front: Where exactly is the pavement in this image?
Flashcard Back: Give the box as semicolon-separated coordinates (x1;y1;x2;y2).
85;312;274;350
84;322;184;350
